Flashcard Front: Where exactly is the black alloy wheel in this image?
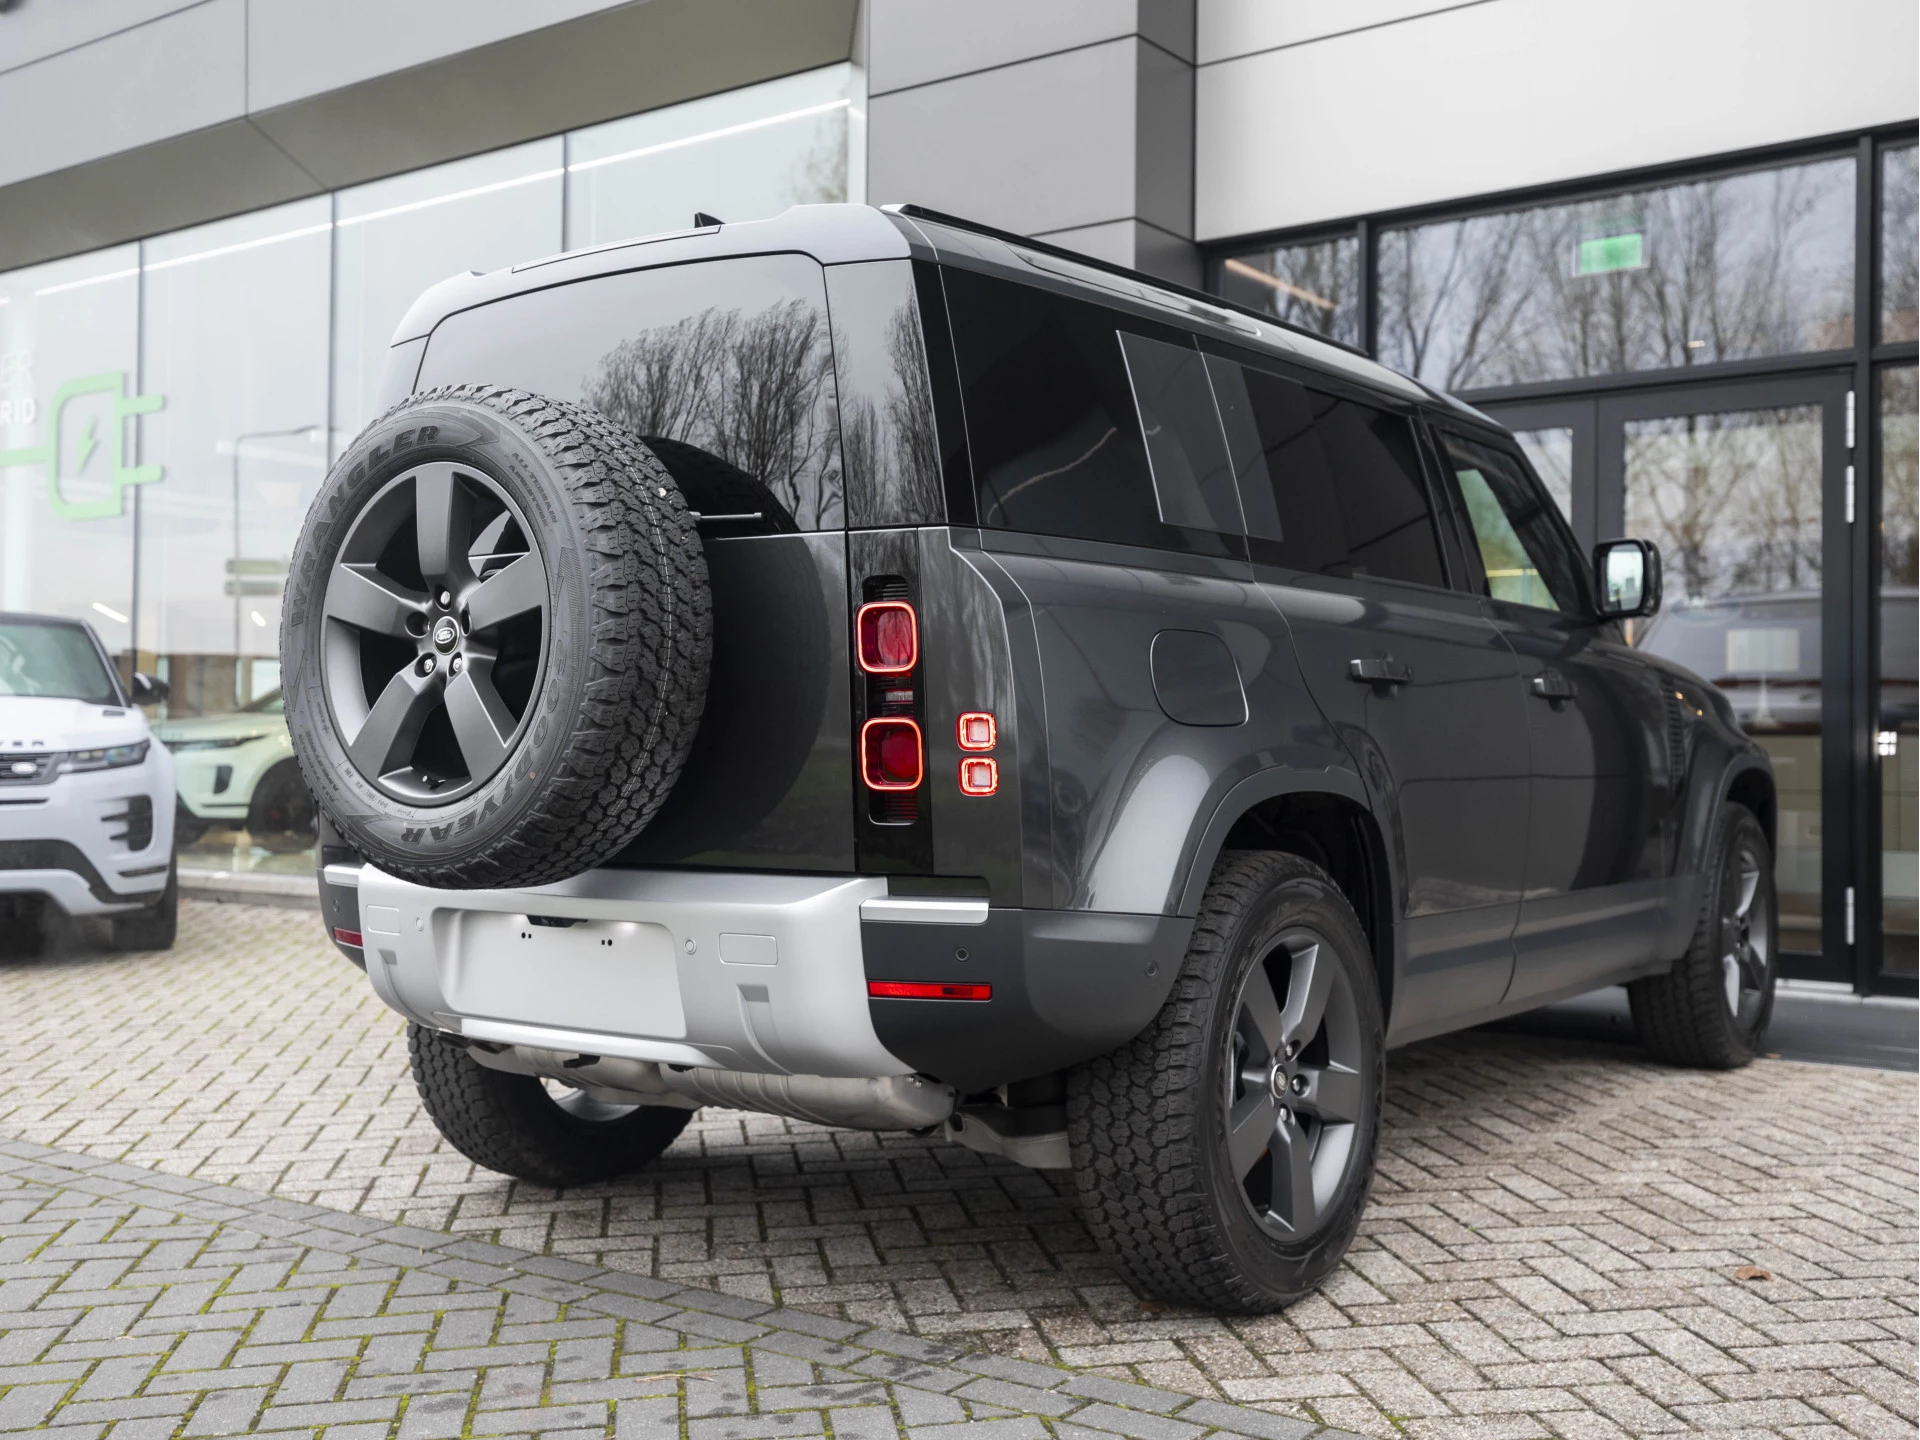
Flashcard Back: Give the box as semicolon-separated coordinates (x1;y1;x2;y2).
322;462;548;805
1718;832;1773;1027
1225;928;1367;1240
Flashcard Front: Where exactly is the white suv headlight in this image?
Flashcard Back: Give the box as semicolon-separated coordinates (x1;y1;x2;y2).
63;741;150;772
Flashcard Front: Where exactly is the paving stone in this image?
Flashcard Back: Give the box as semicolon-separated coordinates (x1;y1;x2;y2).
0;898;1911;1440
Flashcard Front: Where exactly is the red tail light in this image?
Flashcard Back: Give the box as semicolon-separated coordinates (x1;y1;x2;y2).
861;717;923;790
868;980;992;1001
958;757;998;795
856;601;918;674
957;712;996;751
334;927;364;947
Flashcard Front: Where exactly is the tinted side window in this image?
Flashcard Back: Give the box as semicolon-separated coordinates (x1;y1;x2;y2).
1439;431;1586;612
418;255;843;529
1217;360;1447;587
944;268;1166;551
1117;332;1243;535
825;261;942;527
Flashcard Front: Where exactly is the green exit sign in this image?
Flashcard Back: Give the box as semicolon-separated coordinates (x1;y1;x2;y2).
1576;232;1645;275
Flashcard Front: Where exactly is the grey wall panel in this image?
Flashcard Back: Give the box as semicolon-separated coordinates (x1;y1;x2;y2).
867;0;1138;95
869;38;1138;236
1135;36;1193;237
1198;0;1920;240
1030;218;1135;265
0;0;245;189
246;0;632;112
1196;0;1480;65
1138;0;1196;63
251;0;856;190
1032;217;1201;288
0;120;321;270
0;0;207;75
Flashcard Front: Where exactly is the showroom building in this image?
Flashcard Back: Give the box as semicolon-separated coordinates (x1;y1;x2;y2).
0;0;1913;989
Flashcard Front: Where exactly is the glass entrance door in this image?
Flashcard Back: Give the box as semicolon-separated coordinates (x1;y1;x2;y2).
1489;371;1912;989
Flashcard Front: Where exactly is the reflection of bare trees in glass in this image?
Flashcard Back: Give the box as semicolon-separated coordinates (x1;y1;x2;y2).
1218;240;1360;346
1377;159;1855;389
585;301;843;528
1882;146;1918;344
1884;368;1918;587
1625;408;1823;605
837;303;940;521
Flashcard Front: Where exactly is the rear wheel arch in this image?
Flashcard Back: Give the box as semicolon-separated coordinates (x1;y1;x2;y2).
1180;773;1397;1033
1722;762;1777;853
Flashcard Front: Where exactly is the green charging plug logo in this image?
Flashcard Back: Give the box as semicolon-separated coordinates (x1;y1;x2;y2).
0;372;165;520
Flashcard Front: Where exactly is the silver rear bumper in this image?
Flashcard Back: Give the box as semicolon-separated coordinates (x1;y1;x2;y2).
346;865;907;1078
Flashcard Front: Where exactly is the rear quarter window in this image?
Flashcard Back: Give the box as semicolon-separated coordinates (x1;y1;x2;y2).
417;254;844;530
943;268;1233;555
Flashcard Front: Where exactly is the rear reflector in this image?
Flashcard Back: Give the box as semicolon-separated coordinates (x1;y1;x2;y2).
856;600;918;674
958;757;998;795
333;927;364;947
860;716;923;790
957;711;996;750
868;980;992;1001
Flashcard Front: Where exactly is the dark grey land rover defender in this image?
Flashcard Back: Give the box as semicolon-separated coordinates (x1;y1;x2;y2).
286;203;1777;1311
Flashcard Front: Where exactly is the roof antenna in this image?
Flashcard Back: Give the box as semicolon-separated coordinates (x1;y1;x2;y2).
693;211;724;227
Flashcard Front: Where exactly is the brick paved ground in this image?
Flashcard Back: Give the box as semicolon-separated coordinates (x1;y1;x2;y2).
1;1141;1330;1440
0;900;1913;1439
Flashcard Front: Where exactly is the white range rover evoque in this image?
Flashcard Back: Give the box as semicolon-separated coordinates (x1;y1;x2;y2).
0;612;177;951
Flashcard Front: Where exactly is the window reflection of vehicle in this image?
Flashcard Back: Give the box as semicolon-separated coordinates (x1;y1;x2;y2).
153;689;315;852
1636;587;1917;734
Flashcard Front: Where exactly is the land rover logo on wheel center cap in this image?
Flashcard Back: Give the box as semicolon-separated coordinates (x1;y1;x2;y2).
432;618;459;652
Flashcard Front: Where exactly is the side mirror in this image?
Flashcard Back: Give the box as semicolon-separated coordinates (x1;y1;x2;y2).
129;672;170;706
1593;538;1662;620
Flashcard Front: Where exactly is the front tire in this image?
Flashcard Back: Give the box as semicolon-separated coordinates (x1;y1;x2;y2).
247;759;318;853
1067;850;1384;1312
408;1024;692;1187
1629;802;1776;1068
110;859;178;952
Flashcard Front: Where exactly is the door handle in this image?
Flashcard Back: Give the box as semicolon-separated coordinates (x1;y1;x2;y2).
1349;657;1412;687
1531;669;1578;702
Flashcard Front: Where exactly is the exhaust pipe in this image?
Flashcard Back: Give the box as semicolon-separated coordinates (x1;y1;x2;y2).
468;1043;956;1130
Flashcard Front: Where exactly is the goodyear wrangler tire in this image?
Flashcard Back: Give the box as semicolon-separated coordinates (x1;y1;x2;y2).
281;385;711;889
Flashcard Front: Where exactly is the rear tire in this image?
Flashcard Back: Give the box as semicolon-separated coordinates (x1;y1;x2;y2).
408;1024;692;1187
1629;803;1776;1068
110;859;178;952
1067;850;1384;1312
246;759;317;854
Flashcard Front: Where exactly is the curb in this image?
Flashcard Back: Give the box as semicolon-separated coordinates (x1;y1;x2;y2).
179;866;319;910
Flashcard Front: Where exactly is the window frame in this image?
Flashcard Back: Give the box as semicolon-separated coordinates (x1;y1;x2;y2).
1424;415;1599;619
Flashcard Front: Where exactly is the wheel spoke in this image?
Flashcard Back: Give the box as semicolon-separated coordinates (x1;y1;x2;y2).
1279;941;1331;1050
1237;962;1286;1058
465;552;545;633
1733;861;1761;922
414;465;472;584
1738;941;1768;991
348;667;440;777
1268;1111;1317;1232
1225;1088;1278;1181
1722;952;1741;1013
325;564;426;637
1296;1063;1362;1124
443;662;517;782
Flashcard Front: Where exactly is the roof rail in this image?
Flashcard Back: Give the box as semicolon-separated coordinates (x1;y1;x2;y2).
887;203;1370;359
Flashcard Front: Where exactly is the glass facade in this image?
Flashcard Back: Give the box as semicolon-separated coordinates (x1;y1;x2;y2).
1214;236;1360;347
0;62;860;873
1212;131;1919;991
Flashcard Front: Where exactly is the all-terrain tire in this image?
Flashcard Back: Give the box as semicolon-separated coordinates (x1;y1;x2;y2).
1629;803;1777;1068
110;858;178;951
408;1024;692;1187
1067;850;1384;1313
281;385;711;889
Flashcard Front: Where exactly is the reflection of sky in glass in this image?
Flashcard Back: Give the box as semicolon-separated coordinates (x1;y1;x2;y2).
1377;158;1856;391
1512;427;1573;521
567;65;856;250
